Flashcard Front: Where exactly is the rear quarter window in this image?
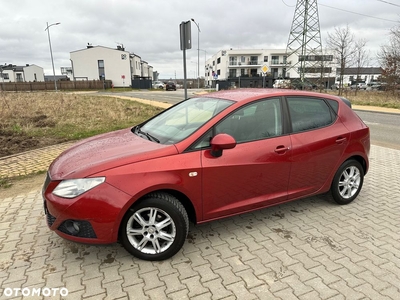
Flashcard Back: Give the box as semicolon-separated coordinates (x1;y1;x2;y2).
287;97;336;133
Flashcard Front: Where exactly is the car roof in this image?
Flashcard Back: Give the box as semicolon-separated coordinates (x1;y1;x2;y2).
199;88;342;103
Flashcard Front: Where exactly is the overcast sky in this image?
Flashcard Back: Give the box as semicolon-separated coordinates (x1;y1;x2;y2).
1;0;399;79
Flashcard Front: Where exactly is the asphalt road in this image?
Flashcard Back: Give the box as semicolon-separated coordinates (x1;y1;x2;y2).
99;90;400;149
355;110;400;150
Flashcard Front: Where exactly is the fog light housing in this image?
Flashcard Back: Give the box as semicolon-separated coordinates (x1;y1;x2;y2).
58;220;97;238
64;220;80;235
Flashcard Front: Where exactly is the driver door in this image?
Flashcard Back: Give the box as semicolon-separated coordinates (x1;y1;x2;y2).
198;98;292;221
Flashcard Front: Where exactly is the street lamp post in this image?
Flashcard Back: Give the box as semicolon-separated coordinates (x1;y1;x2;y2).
199;49;207;87
45;22;60;91
191;18;200;89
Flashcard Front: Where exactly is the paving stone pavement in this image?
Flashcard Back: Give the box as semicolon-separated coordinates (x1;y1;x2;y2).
0;144;399;299
0;142;76;179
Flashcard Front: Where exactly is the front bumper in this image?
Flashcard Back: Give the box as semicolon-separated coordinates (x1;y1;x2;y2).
42;173;133;244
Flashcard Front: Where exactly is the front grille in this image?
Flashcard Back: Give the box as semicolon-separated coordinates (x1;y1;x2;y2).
46;211;56;227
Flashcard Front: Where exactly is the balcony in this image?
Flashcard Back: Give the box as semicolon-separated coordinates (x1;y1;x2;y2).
270;60;292;66
228;61;261;67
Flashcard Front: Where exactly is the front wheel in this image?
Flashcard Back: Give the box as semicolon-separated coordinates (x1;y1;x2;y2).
120;192;189;261
331;159;364;205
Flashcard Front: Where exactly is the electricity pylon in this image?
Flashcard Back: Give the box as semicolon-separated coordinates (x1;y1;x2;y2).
286;0;323;86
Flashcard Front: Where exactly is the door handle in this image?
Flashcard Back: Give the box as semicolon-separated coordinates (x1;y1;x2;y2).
274;145;290;154
336;137;347;144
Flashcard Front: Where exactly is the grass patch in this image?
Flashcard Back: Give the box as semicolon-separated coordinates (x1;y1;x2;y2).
0;92;164;157
0;177;12;189
325;90;400;109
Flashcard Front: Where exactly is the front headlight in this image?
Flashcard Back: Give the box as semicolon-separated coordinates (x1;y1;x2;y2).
52;177;105;199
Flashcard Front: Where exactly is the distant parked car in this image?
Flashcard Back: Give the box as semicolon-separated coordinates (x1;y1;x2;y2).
330;84;339;90
165;81;176;91
351;83;367;90
153;81;164;89
43;89;370;261
358;83;368;90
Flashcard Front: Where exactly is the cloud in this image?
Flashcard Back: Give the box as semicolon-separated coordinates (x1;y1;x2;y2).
1;0;398;78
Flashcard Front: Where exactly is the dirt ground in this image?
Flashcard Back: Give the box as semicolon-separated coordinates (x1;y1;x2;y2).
0;173;46;199
0;130;67;158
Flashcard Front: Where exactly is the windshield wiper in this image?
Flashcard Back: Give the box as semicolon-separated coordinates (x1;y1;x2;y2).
133;126;160;143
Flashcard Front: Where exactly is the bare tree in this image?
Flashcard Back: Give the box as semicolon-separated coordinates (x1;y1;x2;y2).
353;39;369;95
315;48;334;92
326;25;356;96
378;25;400;94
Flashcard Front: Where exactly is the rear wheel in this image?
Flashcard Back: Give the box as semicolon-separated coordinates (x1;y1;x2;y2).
120;192;189;261
331;159;364;205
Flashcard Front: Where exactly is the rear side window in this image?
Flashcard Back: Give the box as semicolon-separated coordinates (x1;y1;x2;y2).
327;99;339;113
287;97;335;133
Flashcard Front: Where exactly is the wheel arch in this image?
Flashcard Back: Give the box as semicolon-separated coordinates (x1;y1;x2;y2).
345;155;368;175
117;189;197;239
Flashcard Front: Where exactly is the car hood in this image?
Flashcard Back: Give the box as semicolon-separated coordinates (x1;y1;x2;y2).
49;128;178;179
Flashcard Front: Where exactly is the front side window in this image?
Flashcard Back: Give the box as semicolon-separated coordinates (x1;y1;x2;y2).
193;98;282;149
287;97;335;133
137;97;233;145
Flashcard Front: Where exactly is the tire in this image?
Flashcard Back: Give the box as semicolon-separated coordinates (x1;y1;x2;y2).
120;192;189;261
331;159;364;205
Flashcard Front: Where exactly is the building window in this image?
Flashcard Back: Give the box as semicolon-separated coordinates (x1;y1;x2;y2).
250;56;258;65
272;56;279;64
217;57;221;64
2;73;9;80
34;73;37;81
241;56;246;63
241;69;245;76
16;73;23;82
98;60;105;79
264;56;268;62
229;69;237;78
217;69;221;75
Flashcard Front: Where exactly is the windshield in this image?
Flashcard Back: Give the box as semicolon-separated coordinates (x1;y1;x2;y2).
135;97;233;144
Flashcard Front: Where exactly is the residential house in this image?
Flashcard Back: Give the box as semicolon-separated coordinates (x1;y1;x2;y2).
336;67;383;86
70;45;155;87
0;64;44;82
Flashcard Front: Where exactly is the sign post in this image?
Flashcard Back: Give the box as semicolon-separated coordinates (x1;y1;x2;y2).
261;64;269;88
180;21;191;99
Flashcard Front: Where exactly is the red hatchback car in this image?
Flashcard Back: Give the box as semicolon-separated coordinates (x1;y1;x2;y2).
43;89;370;260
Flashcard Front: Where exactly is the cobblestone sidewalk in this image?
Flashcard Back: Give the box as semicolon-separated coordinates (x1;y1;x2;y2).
0;145;399;299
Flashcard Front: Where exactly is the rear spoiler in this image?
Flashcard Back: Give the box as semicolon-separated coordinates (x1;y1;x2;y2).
339;97;352;108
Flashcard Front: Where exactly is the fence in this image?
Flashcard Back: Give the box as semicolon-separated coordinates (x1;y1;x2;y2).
0;80;112;92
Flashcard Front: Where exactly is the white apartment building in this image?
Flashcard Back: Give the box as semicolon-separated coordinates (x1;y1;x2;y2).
0;64;44;82
205;48;337;88
70;45;154;87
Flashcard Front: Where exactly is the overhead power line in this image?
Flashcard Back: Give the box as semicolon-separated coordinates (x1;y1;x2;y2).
377;0;400;8
319;3;399;23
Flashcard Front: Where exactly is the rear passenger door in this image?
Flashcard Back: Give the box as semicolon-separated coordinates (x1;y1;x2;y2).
286;97;350;199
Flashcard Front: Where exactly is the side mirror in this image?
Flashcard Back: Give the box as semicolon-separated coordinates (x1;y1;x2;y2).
210;133;236;157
